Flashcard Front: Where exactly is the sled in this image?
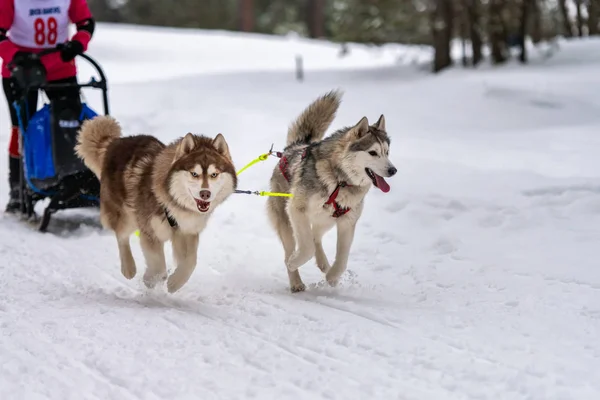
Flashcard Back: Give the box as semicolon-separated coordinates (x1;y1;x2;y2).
7;45;109;232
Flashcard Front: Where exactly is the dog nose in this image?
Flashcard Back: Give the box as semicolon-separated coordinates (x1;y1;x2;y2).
199;190;211;201
388;167;397;176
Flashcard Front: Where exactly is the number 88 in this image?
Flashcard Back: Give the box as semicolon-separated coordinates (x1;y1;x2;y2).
34;17;58;46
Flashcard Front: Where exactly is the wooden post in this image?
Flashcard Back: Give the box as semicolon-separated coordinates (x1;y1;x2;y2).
296;55;304;82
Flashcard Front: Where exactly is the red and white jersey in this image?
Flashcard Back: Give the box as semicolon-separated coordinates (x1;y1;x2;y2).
9;0;72;48
0;0;93;79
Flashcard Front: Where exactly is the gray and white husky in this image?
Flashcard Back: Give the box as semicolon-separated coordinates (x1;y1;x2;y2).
266;90;397;292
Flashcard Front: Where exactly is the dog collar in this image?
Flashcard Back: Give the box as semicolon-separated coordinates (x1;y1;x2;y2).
164;208;178;228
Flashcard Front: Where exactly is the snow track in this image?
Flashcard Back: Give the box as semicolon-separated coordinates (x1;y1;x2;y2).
1;25;600;399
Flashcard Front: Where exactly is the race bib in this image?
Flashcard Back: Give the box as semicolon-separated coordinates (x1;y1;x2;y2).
9;0;72;49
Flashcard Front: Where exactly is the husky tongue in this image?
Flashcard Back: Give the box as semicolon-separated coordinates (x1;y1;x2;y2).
374;173;390;193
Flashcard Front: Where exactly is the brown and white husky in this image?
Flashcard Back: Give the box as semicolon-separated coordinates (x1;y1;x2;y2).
75;115;237;293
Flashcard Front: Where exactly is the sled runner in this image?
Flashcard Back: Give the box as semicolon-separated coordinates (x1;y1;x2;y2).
7;45;109;232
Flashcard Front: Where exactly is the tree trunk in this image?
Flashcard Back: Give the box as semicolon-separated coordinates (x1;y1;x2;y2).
466;0;483;66
589;0;600;35
431;0;454;73
458;1;468;66
307;0;326;38
530;0;542;43
575;0;584;37
489;0;508;64
518;0;530;63
558;0;573;37
239;0;254;32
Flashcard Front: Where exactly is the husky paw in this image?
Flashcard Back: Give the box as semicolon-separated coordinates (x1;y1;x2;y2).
290;282;306;293
326;277;340;287
166;270;193;293
166;276;184;293
121;261;137;280
315;251;330;273
326;275;341;287
286;247;315;271
317;263;331;274
143;271;167;289
325;266;344;287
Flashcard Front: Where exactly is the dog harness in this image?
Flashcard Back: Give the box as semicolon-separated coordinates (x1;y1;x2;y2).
323;182;351;218
277;148;351;218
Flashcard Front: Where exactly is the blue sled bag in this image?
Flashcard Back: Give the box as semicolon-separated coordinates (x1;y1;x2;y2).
23;100;98;192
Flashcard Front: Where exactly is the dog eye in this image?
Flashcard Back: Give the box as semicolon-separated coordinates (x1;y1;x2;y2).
210;172;219;178
190;171;199;177
368;151;378;157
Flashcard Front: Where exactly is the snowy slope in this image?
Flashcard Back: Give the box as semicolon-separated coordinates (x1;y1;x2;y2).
1;25;600;400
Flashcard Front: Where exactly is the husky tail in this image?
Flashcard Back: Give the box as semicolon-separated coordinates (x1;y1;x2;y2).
75;115;122;179
286;89;342;146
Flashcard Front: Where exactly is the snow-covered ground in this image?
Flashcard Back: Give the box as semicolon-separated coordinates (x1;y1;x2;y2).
1;25;600;400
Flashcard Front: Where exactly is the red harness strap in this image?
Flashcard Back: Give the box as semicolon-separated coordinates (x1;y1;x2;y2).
277;148;350;218
324;182;351;218
278;154;291;181
278;149;307;183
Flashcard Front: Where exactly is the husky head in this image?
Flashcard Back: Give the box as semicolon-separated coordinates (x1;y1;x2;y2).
343;115;396;192
168;133;237;214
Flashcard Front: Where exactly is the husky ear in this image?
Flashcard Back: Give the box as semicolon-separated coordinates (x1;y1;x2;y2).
175;133;196;160
373;114;386;131
352;116;370;139
213;133;231;160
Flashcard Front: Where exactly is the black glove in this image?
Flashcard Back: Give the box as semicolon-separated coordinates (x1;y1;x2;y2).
59;40;84;62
